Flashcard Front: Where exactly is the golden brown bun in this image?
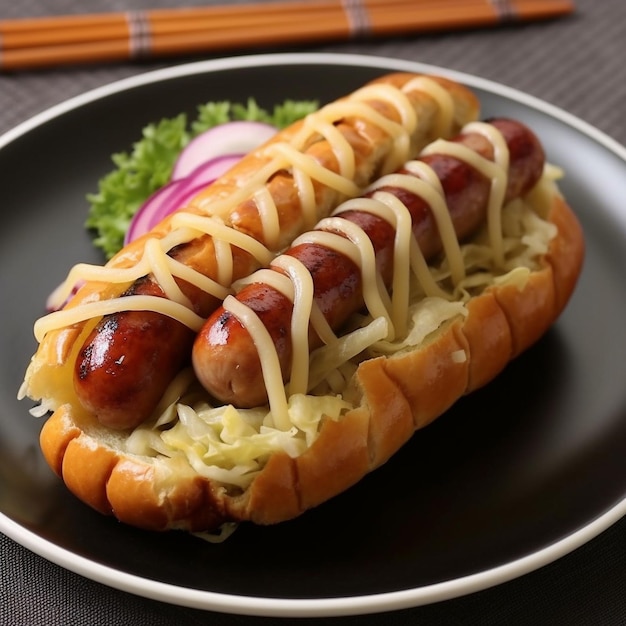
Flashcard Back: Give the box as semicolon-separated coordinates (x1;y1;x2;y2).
38;193;584;532
23;72;480;417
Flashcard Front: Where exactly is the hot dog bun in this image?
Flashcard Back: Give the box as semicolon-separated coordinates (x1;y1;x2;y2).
21;72;480;431
34;143;583;534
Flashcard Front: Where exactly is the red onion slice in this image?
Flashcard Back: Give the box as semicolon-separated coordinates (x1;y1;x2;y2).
124;178;189;245
125;121;279;244
124;153;245;244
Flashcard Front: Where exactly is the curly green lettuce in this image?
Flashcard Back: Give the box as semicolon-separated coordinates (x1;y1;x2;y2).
85;98;318;259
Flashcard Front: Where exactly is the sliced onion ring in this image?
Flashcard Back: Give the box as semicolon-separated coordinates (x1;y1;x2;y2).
124;153;244;245
171;120;278;180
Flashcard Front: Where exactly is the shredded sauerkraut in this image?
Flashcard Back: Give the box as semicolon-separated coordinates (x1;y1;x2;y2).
124;168;560;488
126;385;350;489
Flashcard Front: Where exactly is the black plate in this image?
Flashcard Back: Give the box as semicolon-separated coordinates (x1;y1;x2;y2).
1;53;626;617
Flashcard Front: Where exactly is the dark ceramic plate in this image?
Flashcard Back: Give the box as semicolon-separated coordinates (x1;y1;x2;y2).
1;53;625;617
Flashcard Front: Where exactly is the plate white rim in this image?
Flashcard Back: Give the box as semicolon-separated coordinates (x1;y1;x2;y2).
1;51;625;617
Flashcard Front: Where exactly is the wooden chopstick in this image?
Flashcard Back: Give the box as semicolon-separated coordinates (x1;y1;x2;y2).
0;0;575;72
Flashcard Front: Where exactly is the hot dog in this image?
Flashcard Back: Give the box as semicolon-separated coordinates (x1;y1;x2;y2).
27;116;584;534
192;118;545;408
21;72;480;431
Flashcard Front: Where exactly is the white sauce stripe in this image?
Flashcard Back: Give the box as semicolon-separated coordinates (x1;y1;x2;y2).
345;85;419;172
192;154;286;215
401;77;455;138
293;228;361;266
323;101;408;144
265;142;361;198
212;235;235;288
421;128;509;267
169;213;274;268
373;170;466;285
465;121;510;170
34;295;205;343
349;83;418;132
252;186;281;250
164;253;231;301
317;216;394;338
144;238;191;307
271;256;316;396
234;268;293;298
222;295;291;431
371;191;414;336
291;166;318;229
332;194;412;335
303;116;356;179
463;121;511;266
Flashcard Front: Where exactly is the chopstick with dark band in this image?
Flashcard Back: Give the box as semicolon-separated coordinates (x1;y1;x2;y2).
0;0;575;71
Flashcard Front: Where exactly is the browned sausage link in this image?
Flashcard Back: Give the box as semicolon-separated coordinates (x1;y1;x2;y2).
73;224;263;430
75;283;191;431
192;119;546;407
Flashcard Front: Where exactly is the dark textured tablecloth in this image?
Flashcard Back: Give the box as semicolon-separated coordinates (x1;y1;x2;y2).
1;0;626;624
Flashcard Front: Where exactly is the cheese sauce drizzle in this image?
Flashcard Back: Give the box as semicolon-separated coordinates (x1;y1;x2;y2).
35;77;456;342
224;123;510;429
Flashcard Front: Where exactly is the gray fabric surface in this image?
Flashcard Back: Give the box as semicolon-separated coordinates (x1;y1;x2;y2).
1;0;626;145
1;0;626;623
